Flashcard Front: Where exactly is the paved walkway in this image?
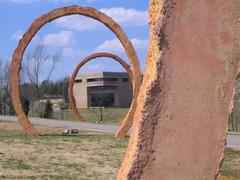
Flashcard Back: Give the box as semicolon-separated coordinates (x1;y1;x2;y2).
0;115;118;133
0;115;240;150
226;134;240;151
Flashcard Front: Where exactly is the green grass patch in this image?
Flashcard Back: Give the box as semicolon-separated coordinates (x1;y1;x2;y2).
0;121;128;179
228;131;240;135
2;158;32;170
219;148;240;179
0;121;239;179
52;108;129;125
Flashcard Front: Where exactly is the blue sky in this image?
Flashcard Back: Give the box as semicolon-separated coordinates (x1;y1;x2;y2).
0;0;149;81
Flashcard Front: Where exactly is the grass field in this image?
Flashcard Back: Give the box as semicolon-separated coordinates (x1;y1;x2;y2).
0;121;239;179
52;108;129;125
219;148;240;179
0;121;128;179
34;108;240;136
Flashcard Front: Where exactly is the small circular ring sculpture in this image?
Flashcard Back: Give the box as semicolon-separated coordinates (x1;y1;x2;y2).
10;5;141;136
68;52;134;123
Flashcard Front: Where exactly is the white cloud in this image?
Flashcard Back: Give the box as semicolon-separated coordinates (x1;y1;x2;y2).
11;30;24;40
0;0;74;4
1;0;38;4
86;0;102;2
55;7;148;31
47;0;75;3
55;15;101;31
100;7;148;26
81;63;105;72
42;31;75;47
94;38;149;54
131;38;149;49
62;47;87;58
94;39;124;54
11;30;40;42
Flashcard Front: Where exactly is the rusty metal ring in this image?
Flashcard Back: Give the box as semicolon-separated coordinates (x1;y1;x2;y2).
10;5;141;136
68;52;134;123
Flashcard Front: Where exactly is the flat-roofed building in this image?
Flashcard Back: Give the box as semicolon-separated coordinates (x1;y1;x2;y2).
73;71;132;108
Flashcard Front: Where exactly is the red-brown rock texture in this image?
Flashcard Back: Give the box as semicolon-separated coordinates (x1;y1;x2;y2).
68;52;134;123
117;0;240;179
10;6;141;135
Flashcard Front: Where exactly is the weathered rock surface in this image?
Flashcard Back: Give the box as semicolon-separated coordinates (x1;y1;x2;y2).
117;0;240;179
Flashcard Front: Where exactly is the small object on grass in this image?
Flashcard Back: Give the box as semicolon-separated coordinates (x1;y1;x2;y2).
62;128;69;135
71;129;79;135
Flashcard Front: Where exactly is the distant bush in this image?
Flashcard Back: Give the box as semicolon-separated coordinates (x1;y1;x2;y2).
43;100;53;119
60;103;69;110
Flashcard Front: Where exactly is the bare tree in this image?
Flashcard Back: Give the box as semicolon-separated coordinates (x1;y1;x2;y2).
23;42;62;99
46;51;61;81
0;57;11;115
0;57;4;114
229;78;240;131
88;94;112;124
22;41;62;117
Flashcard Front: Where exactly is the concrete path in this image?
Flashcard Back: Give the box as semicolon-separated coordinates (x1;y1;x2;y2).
0;115;118;133
0;115;240;151
226;135;240;151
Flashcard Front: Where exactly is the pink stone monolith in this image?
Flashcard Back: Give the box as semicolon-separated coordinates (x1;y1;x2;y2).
117;0;240;179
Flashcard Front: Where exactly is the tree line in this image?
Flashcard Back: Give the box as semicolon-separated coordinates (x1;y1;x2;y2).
1;41;240;130
0;41;68;116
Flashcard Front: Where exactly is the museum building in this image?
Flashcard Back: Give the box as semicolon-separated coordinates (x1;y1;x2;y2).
73;71;133;108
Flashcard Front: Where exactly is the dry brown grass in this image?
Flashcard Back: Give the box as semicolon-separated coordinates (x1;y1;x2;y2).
0;121;239;179
0;121;127;179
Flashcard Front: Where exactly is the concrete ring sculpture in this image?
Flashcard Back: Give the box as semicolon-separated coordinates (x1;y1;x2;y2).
68;52;134;123
10;5;141;136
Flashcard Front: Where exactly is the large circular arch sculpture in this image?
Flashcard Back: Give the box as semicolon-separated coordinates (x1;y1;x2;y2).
9;1;240;179
10;5;141;136
68;52;134;123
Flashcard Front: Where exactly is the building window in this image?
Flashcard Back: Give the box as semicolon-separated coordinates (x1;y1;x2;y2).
75;79;82;83
90;93;114;107
87;77;118;82
122;78;129;82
